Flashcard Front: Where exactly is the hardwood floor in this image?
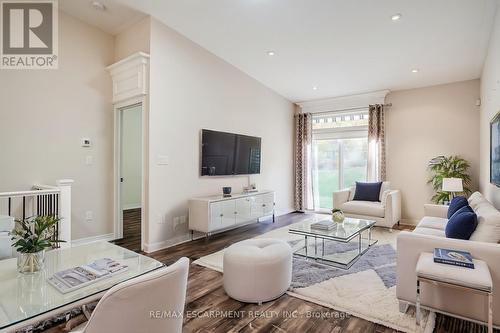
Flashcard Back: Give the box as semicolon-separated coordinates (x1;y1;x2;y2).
113;208;141;252
45;213;495;333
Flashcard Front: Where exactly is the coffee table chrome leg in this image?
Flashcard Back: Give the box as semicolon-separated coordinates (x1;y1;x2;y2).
305;236;308;258
488;292;493;333
416;279;421;326
358;233;362;254
314;236;317;257
322;238;325;257
369;228;372;245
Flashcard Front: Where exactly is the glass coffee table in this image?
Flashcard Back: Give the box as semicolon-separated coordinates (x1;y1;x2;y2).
289;217;377;269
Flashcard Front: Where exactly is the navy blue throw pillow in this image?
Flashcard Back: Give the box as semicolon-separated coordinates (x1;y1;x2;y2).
447;196;468;219
353;182;383;202
445;205;478;240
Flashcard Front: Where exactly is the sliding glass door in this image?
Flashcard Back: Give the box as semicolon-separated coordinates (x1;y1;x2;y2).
311;112;368;211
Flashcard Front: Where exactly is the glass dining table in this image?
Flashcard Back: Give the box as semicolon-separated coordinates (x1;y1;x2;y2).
0;241;163;332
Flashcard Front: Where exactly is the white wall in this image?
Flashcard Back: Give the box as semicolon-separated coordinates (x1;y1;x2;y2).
114;16;151;61
386;80;480;224
480;4;500;208
121;106;142;209
146;18;295;250
0;12;114;240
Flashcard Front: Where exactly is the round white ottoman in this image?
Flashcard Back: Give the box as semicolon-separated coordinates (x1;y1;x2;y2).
223;238;292;303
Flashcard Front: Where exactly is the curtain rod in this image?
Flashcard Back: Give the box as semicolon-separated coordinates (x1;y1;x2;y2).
305;103;392;116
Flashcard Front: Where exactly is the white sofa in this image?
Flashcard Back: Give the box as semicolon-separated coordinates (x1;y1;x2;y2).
397;192;500;327
332;181;401;228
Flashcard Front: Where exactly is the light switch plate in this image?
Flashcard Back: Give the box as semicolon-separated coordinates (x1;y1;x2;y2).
157;155;169;166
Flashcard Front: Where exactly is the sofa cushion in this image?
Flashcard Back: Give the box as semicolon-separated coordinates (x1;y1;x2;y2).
418;216;448;230
468;191;484;210
341;200;385;218
445;205;478;240
469;197;500;243
413;227;446;237
353;182;382;202
447;196;468;219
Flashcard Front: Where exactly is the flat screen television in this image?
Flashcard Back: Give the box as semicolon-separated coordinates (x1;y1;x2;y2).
491;111;500;186
201;129;261;176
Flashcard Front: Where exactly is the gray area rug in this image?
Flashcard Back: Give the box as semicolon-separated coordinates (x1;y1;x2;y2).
290;241;397;289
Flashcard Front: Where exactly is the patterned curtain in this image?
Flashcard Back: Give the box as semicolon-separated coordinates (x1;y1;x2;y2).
294;113;312;211
367;104;386;181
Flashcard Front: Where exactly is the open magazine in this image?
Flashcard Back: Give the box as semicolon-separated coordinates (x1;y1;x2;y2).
48;258;128;294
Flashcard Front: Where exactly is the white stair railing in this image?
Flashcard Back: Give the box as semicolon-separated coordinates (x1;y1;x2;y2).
0;179;74;248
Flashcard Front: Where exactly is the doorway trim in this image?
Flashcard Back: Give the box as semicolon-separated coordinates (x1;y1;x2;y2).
107;52;150;252
113;97;147;251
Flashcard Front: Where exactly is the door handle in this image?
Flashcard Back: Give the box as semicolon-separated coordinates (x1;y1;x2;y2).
120;177;124;183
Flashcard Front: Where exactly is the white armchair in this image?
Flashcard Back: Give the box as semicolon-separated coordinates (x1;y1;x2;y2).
332;181;401;228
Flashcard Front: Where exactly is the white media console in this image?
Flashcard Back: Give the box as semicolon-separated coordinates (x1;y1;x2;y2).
188;190;275;234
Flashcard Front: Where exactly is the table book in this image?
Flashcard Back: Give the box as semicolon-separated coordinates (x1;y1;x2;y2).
310;220;335;230
433;248;474;269
48;258;128;294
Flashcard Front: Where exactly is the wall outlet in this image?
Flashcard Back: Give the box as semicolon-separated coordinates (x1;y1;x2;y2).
157;214;167;224
173;216;180;229
179;215;187;225
85;211;93;222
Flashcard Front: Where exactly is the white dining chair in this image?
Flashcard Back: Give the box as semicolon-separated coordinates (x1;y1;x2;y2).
71;257;189;333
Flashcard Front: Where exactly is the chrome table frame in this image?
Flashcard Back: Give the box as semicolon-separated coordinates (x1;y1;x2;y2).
289;222;378;269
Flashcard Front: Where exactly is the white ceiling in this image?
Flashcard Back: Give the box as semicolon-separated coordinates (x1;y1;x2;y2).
60;0;146;35
70;0;498;102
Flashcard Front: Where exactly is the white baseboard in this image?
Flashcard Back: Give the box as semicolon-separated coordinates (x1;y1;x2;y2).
400;218;419;226
143;209;296;253
71;233;115;246
143;233;192;253
274;208;296;216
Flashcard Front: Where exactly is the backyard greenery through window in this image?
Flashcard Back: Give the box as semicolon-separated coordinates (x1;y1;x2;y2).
311;111;368;210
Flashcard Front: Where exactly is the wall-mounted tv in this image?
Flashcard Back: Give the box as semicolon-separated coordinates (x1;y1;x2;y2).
491;111;500;187
201;129;261;176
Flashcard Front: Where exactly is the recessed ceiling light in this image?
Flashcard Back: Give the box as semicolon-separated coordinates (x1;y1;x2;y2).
91;1;106;11
391;13;402;21
411;68;419;73
312;86;318;91
267;51;275;56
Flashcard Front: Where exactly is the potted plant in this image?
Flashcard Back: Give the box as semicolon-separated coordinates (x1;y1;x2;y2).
10;216;64;274
427;155;472;204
